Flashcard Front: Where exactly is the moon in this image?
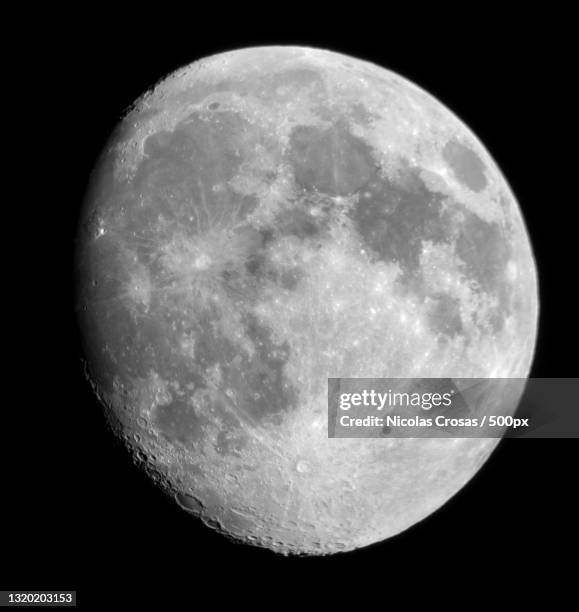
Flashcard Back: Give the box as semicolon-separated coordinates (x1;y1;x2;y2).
75;46;538;555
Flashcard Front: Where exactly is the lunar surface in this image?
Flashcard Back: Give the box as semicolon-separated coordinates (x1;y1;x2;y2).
75;47;538;555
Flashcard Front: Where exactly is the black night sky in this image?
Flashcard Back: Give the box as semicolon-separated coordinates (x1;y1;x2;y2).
4;10;576;606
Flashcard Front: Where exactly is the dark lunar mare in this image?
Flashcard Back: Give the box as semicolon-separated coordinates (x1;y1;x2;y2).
77;109;309;460
286;120;513;335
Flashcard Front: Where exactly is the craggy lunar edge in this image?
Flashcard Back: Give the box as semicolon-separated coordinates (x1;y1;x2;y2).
75;47;538;555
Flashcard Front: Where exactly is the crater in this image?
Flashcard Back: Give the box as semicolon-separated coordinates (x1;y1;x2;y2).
175;492;204;514
349;102;376;126
215;430;247;456
442;139;487;193
296;460;311;474
125;265;152;309
154;396;202;447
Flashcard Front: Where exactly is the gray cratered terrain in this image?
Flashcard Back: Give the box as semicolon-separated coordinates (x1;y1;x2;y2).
75;47;538;555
